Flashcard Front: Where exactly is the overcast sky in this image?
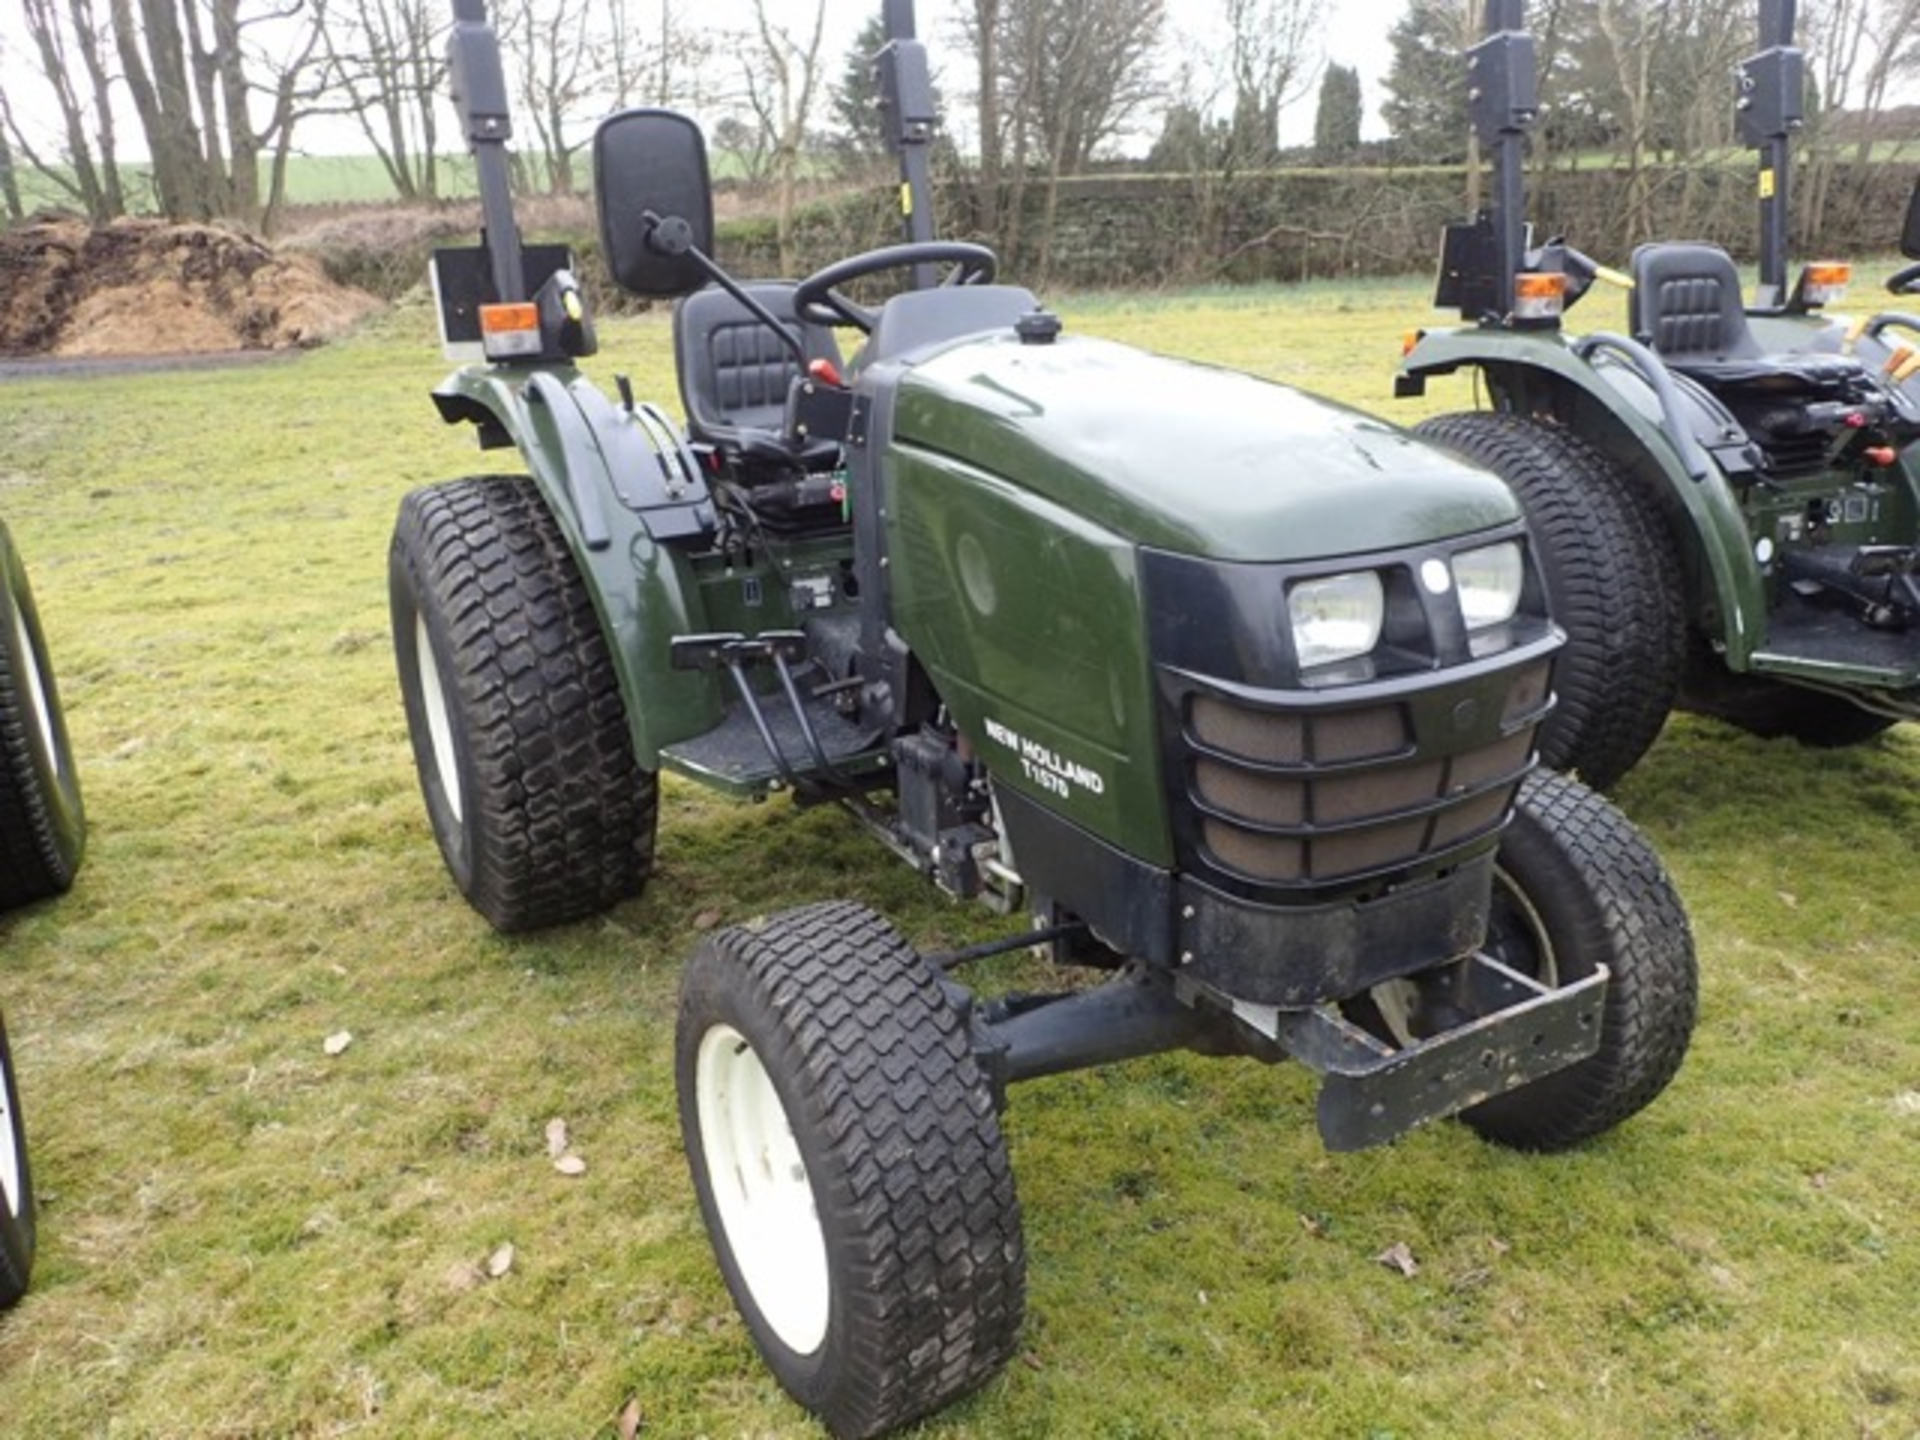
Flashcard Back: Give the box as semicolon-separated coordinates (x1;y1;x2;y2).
0;0;1395;161
719;0;1394;150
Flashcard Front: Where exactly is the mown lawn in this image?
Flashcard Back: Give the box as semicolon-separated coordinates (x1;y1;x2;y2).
1;273;1917;1438
12;148;820;214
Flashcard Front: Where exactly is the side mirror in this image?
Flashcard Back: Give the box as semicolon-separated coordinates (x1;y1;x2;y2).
593;108;715;298
1902;176;1920;260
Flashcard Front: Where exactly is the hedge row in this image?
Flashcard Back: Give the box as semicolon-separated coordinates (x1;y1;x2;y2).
295;160;1917;307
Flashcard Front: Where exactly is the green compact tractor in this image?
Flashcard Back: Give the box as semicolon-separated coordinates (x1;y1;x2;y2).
0;514;85;1309
0;518;85;915
1398;0;1920;789
391;0;1696;1431
0;1008;32;1311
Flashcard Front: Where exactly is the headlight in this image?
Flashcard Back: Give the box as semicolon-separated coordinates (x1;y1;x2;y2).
1288;571;1384;670
1452;542;1524;630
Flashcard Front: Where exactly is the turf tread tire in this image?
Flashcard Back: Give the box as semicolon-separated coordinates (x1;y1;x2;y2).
0;1011;35;1309
390;476;656;932
1414;412;1684;790
678;901;1025;1439
1465;771;1698;1151
0;527;84;912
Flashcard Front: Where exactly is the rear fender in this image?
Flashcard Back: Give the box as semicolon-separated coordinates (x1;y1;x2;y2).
1403;329;1767;668
432;363;724;764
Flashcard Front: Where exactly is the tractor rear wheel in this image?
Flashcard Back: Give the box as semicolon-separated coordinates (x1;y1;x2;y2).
0;525;85;912
390;476;657;932
0;1010;35;1309
677;901;1025;1439
1414;412;1684;790
1461;770;1697;1151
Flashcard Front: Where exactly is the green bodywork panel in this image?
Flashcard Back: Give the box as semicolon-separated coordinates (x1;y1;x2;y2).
886;439;1171;862
886;334;1527;865
899;334;1521;563
1402;326;1770;667
434;362;725;767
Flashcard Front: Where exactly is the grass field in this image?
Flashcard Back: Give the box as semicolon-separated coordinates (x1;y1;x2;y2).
17;137;1919;216
1;273;1918;1438
12;148;809;215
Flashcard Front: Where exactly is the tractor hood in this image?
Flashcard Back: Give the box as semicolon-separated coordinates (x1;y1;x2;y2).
892;332;1518;562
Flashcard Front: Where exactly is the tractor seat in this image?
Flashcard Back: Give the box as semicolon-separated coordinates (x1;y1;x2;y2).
1629;243;1864;397
673;281;844;468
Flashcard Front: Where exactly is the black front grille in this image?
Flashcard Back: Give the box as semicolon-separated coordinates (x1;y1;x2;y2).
1171;657;1551;891
1141;525;1560;901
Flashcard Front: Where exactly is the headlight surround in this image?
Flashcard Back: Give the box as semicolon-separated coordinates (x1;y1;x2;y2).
1287;570;1385;670
1451;541;1525;631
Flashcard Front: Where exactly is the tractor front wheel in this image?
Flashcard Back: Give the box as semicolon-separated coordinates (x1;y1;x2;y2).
0;525;85;912
1414;412;1684;790
0;1011;36;1309
389;476;657;932
677;901;1025;1439
1461;770;1698;1151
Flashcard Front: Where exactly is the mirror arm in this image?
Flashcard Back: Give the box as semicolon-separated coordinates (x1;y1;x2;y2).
448;0;526;304
641;211;808;366
875;17;939;288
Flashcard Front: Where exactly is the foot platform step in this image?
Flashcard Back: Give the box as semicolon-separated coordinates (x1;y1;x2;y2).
662;632;885;797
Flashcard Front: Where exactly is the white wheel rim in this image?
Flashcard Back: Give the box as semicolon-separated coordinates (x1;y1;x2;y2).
1490;865;1559;988
695;1023;830;1355
11;602;62;787
1369;869;1558;1048
1369;977;1423;1049
0;1063;21;1221
414;615;463;824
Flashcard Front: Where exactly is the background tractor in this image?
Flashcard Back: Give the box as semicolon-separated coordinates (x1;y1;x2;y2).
0;1009;32;1312
1398;0;1920;789
0;518;84;914
388;1;1698;1433
0;513;86;1311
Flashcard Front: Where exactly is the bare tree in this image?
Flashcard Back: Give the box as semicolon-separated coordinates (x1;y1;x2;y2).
498;0;591;194
979;0;1163;276
109;0;210;218
969;0;1003;230
1000;0;1163;176
92;0;330;225
1800;0;1920;244
1143;0;1321;278
1573;0;1779;244
319;0;444;202
740;0;829;274
5;0;127;221
1588;0;1665;246
0;117;20;222
600;0;714;110
1648;0;1746;236
1811;0;1920;162
1223;0;1323;166
250;1;338;232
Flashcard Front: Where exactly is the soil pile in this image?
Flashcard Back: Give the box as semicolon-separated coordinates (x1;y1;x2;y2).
0;217;383;357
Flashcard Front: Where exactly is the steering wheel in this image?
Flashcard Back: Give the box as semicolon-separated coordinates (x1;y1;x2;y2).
793;242;998;331
1887;261;1920;296
1862;312;1920;348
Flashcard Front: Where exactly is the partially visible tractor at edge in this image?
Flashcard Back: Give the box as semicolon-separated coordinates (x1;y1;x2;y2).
0;513;88;1312
1398;0;1920;790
